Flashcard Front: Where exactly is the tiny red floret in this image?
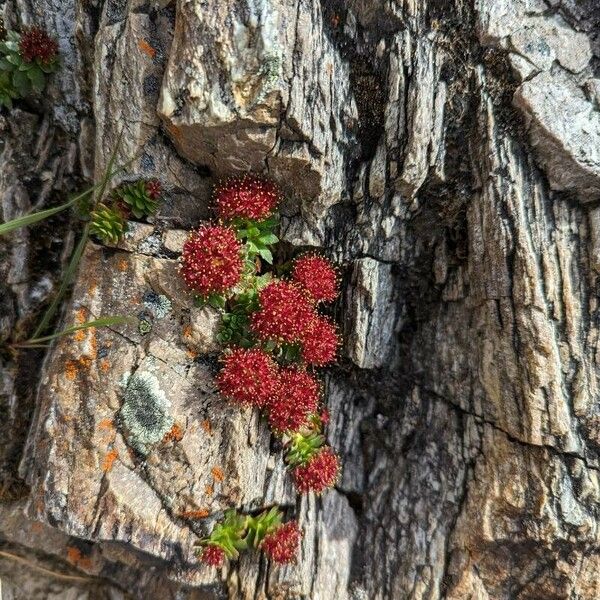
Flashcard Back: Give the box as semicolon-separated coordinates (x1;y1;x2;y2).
268;368;319;433
292;447;339;494
251;280;314;343
261;521;302;564
217;348;279;407
301;316;339;366
291;254;338;303
145;179;162;199
180;225;243;295
19;26;58;64
200;544;225;567
215;174;281;221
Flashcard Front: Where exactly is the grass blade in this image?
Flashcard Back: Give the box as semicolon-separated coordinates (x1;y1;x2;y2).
31;224;90;339
0;197;77;236
30;135;127;339
94;129;124;206
0;156;130;237
16;316;135;347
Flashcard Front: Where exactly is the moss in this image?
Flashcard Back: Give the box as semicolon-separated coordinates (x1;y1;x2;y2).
119;371;173;455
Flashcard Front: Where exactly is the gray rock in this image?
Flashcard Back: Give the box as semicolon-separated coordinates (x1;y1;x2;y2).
514;72;600;200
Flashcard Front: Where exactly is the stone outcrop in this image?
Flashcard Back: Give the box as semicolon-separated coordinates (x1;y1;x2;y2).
1;0;600;598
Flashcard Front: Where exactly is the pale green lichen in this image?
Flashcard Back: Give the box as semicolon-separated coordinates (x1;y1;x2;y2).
119;371;173;455
143;291;172;319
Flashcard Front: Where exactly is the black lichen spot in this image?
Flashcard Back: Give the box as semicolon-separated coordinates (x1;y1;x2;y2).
143;74;160;98
139;152;155;172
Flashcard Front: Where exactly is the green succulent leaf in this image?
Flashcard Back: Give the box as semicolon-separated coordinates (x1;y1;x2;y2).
208;293;226;310
27;66;45;92
90;204;127;244
245;507;283;548
258;247;273;264
12;68;31;94
286;432;326;467
115;180;160;219
258;233;278;245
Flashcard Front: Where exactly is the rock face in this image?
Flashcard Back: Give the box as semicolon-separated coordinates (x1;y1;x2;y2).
2;0;600;599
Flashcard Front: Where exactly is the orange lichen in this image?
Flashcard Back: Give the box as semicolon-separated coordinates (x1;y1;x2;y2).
89;329;98;359
75;307;87;324
178;509;210;519
98;418;115;431
87;282;97;295
182;325;193;339
204;484;214;496
163;423;184;443
97;418;116;444
211;466;225;482
186;348;198;360
74;329;86;342
99;359;111;373
65;360;78;380
201;419;212;435
78;355;93;370
117;258;128;272
138;38;156;58
66;546;81;564
66;546;93;570
102;449;119;472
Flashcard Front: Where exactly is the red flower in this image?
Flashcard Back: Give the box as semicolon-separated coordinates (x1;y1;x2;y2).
291;254;338;303
215;174;281;221
251;280;314;343
261;521;302;564
145;179;162;199
217;348;279;407
180;225;243;295
292;447;339;494
319;408;330;425
301;316;339;366
268;368;319;432
200;544;225;567
19;26;58;64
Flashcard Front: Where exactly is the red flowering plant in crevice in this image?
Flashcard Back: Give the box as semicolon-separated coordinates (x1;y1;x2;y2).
180;174;343;565
195;507;302;568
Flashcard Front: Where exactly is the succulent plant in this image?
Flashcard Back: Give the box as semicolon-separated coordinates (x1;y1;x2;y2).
0;27;59;108
115;179;162;219
90;204;127;244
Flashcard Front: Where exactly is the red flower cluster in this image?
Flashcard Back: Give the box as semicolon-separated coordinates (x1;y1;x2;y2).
200;544;225;567
19;26;58;64
261;521;302;564
292;447;339;494
218;348;278;407
292;254;338;304
215;174;281;221
251;280;313;343
301;316;339;366
268;368;319;432
145;179;162;200
180;225;243;295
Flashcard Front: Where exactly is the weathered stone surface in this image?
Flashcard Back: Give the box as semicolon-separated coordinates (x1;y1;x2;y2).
476;0;600;202
159;0;357;231
3;0;600;598
514;72;600;200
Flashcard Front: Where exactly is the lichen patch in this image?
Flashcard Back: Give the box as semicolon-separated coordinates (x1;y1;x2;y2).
119;371;174;455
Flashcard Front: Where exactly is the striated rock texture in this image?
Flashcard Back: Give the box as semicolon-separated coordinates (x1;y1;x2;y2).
1;0;600;598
